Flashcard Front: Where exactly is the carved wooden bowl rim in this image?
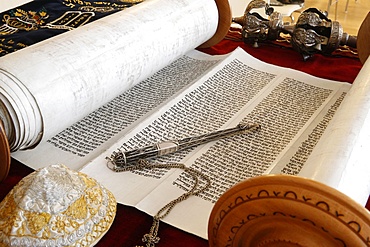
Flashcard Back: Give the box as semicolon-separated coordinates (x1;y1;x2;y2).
208;174;370;247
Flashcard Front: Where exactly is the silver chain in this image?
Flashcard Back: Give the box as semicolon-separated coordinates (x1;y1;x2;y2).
127;159;211;247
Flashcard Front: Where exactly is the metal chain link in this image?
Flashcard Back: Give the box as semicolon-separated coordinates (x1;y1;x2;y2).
128;159;211;247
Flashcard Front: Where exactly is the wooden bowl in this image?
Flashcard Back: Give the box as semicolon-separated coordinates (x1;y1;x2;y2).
208;174;370;246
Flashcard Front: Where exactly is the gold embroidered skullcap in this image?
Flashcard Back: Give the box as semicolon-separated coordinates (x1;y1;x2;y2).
0;164;116;246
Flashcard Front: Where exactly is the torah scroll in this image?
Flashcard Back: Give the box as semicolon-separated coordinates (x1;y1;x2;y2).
0;0;231;153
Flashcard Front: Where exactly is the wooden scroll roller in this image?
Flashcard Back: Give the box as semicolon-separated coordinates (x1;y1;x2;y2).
357;12;370;64
208;175;370;247
0;120;10;182
200;0;232;48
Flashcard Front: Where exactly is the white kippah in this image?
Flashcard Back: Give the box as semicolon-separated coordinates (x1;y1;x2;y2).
0;164;116;246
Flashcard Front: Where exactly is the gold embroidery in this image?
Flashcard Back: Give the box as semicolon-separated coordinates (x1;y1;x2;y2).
43;11;95;30
3;8;48;31
41;226;51;240
0;165;116;246
63;0;144;12
0;194;18;235
80;6;117;13
16;223;26;238
64;196;88;219
87;186;103;204
81;173;96;188
63;0;143;5
16;42;27;47
51;215;80;234
24;211;51;235
0;8;48;36
0;0;144;55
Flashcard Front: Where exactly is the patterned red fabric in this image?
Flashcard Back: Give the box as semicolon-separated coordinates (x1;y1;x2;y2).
0;38;368;247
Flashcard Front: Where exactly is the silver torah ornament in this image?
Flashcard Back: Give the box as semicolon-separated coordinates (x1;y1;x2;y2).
232;1;357;61
291;8;357;61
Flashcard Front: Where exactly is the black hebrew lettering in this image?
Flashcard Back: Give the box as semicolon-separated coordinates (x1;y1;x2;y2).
174;78;333;203
47;55;219;156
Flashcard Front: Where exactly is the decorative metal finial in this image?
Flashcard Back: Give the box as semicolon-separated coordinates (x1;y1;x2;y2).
232;0;357;61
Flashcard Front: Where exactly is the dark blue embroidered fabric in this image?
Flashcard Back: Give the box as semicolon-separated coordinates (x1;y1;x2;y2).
0;0;142;56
